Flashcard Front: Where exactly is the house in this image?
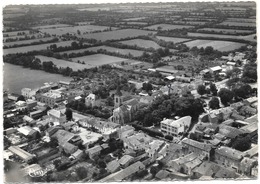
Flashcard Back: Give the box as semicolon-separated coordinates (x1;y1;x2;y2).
209;66;222;74
118;125;135;139
181;138;212;160
58;80;74;88
70;149;84;160
128;80;144;89
35;91;64;107
243;97;258;106
118;155;134;168
21;164;42;177
30;109;44;119
85;93;98;107
23;115;36;125
214;146;243;172
107;160;121;173
17;126;39;139
168;152;197;172
160;116;191;137
214;167;239;179
192;161;221;178
147;140;165;161
240;157;257;176
26;100;37;109
47;109;66;124
139;96;154;104
239;106;257;116
183;158;202;175
99;161;145;182
243;145;258;158
8;146;36;163
61;142;78;155
155;170;170;180
79;130;102;148
86;145;102;160
21;88;37;99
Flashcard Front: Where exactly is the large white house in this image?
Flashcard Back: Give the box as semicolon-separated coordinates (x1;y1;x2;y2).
160;116;192;137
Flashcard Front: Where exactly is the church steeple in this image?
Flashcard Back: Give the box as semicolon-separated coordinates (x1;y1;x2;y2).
114;84;122;108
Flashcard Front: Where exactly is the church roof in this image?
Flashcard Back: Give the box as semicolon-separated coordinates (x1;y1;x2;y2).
115;86;122;96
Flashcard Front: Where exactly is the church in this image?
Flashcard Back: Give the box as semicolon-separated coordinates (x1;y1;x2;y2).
110;87;140;125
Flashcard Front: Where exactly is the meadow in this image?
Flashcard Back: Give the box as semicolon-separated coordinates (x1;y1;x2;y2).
118;39;177;53
144;24;194;30
218;21;256;27
123;17;147;21
197;28;254;35
71;54;129;67
81;29;155;42
32;24;71;29
187;32;256;42
156;36;191;44
3;37;56;47
184;39;246;52
59;45;147;57
38;25;118;36
3;30;31;37
3;41;75;55
226;18;256;23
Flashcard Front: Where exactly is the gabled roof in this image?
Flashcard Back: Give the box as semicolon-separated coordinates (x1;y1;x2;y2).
107;160;120;173
118;155;134;166
182;138;212;152
215;146;243;161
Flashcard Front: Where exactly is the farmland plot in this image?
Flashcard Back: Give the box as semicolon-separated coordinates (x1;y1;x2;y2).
197;28;254;35
38;25;118;36
71;54;129;68
32;24;71;29
59;46;147;57
187;32;256;42
3;41;75;55
119;39;177;52
218;21;256;27
35;55;89;71
3;33;45;42
184;39;246;52
123;17;147;21
81;29;155;42
144;24;193;30
226;18;256;23
3;37;56;47
156;36;191;44
3;30;31;37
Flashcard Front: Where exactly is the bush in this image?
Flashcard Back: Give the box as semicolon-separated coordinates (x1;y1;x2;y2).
165;135;173;141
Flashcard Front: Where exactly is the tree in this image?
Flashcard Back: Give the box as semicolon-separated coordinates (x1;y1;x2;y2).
204;46;214;55
76;167;87;180
242;63;257;82
197;84;206;96
150;166;159;176
65;108;73;121
142;82;153;92
165;135;173;141
233;84;252;99
209;97;220;110
232;135;251;151
17;95;25;101
210;82;218;96
218;88;234;106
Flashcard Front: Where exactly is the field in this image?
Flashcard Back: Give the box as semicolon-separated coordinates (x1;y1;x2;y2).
120;22;148;25
218;21;256;27
123;17;147;21
35;55;90;70
197;28;254;35
38;25;118;36
3;41;75;55
3;37;56;47
144;24;193;30
59;45;147;57
187;32;256;42
71;54;129;68
119;39;177;52
3;30;31;37
32;24;71;29
226;18;256;23
174;21;207;25
81;29;155;42
3;33;44;42
184;39;246;52
156;36;191;44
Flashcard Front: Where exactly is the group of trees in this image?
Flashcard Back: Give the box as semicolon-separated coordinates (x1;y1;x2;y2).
134;93;205;127
66;99;112;119
3;38;59;49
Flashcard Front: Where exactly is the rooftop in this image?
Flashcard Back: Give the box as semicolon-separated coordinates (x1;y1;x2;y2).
215;146;243;161
182;138;212;152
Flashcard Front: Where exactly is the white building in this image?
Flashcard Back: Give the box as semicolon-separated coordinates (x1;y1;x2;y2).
85;93;97;107
160;116;192;137
47;109;66;124
21;88;37;99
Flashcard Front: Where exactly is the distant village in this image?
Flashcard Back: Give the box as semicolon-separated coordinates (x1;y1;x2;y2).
3;48;258;182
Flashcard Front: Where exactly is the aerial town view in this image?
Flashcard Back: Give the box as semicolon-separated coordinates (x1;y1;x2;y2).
2;1;258;182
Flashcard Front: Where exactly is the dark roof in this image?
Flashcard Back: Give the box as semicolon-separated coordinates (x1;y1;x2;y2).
215;146;243;161
155;170;170;180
